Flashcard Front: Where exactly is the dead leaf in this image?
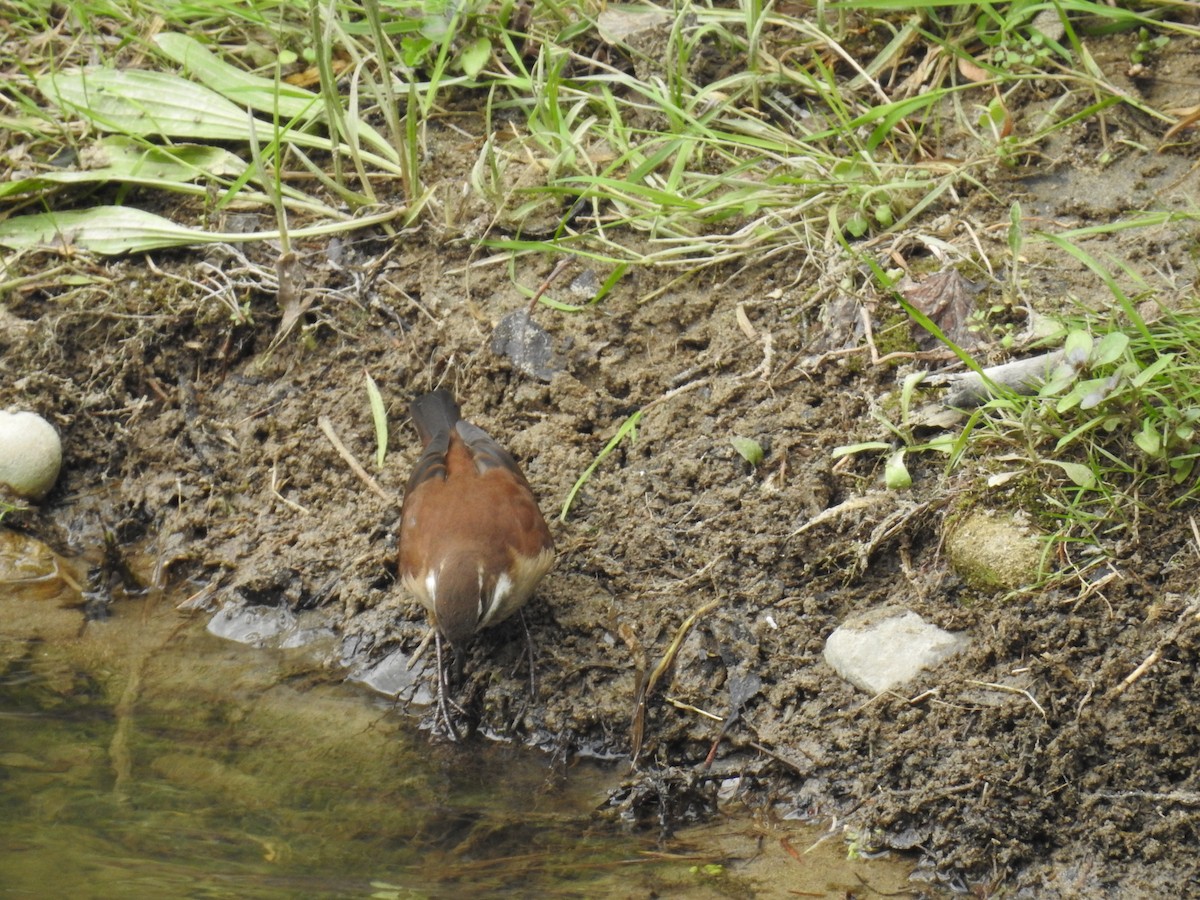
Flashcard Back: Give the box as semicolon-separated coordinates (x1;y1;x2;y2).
899;268;982;350
957;55;989;84
596;8;671;44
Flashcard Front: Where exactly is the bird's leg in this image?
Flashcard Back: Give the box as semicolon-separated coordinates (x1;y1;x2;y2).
519;608;538;701
433;630;462;742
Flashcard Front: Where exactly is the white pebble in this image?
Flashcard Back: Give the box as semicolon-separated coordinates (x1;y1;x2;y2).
0;411;63;499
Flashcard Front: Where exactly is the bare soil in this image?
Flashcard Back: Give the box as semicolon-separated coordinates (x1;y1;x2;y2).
4;27;1200;897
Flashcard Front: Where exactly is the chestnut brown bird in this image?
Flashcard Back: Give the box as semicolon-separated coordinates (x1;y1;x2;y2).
398;389;554;732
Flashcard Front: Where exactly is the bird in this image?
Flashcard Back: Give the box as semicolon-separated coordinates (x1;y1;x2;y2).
398;388;555;736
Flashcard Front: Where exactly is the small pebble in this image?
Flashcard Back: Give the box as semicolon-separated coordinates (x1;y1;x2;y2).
0;410;63;500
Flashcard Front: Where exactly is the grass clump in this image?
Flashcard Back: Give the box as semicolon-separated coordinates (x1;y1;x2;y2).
895;302;1200;554
2;1;1196;288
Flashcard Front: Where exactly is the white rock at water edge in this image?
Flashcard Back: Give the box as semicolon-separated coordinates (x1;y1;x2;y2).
0;410;63;500
824;607;969;695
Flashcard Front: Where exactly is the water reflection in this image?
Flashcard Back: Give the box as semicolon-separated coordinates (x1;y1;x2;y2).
0;583;916;898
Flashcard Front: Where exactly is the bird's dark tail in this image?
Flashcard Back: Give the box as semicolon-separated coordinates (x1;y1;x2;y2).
410;389;462;446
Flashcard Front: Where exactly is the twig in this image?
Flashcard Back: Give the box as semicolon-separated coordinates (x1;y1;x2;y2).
966;679;1047;719
664;697;722;721
270;462;311;514
930;349;1066;408
630;597;721;765
527;258;571;314
405;626;436;671
318;415;395;504
857;304;953;366
1110;603;1199;698
1111;536;1200;698
748;740;814;774
1113;646;1165;697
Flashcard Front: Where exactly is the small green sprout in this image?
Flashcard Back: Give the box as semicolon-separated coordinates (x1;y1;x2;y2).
731;437;764;467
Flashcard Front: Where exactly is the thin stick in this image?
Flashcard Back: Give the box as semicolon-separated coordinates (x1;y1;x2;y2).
270;462;311;514
318;415;394;504
630;597;720;764
664;697;722;721
1113;647;1163;697
1111;598;1200;698
406;626;436;671
966;680;1047;719
527;258;571;314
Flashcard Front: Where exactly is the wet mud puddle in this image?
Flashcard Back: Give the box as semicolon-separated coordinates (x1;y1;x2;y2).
0;534;917;898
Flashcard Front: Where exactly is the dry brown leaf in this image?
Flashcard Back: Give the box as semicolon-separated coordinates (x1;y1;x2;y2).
957;55;989;84
899;268;982;350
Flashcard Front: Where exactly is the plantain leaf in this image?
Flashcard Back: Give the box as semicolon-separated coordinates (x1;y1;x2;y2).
154;33;400;164
154;33;324;121
39;68;252;140
38;67;358;159
459;37;492;78
0;206;213;254
0;204;404;256
1047;460;1097;489
0;136;245;200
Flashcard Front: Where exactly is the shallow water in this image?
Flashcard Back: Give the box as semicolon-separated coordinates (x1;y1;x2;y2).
0;537;916;898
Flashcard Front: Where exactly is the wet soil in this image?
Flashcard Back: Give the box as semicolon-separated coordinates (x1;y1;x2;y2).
4;25;1200;897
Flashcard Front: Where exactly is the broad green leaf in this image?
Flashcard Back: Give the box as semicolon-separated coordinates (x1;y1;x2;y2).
402;36;435;67
155;33;324;121
1062;329;1093;367
459;37;492;78
0;204;404;255
1046;461;1097;489
0;137;245;200
1054;389;1083;414
1091;331;1129;366
154;33;399;164
1133;418;1161;456
39;68;252;140
844;211;870;237
1078;373;1122;411
37;68;382;162
1040;362;1078;397
0;206;213;254
365;372;388;470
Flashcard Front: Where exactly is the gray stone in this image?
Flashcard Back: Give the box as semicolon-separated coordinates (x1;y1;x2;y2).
206;604;294;647
823;607;969;694
490;310;563;381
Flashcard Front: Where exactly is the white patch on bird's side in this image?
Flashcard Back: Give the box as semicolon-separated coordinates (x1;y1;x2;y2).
424;571;438;605
477;571;514;629
475;568;486;623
